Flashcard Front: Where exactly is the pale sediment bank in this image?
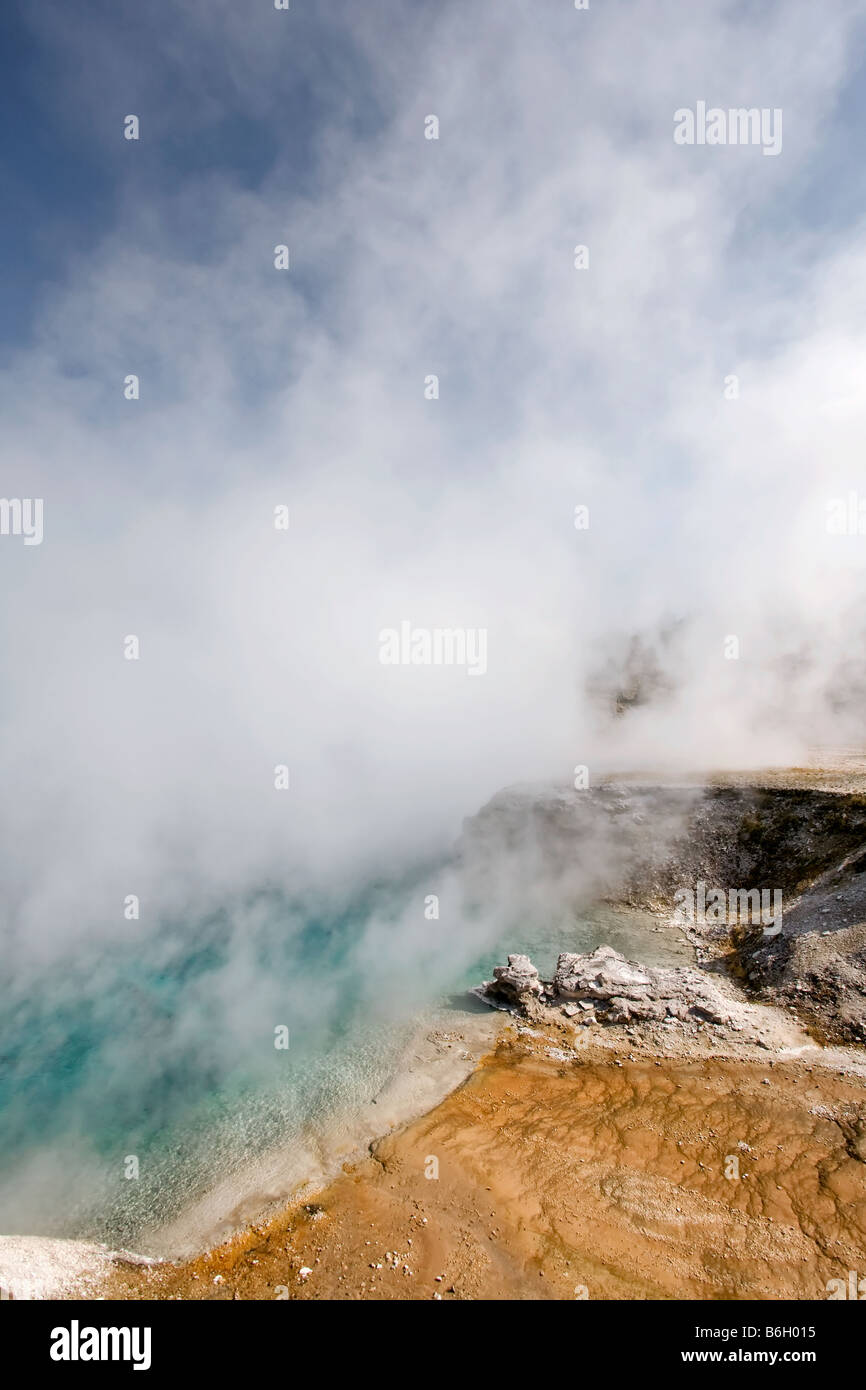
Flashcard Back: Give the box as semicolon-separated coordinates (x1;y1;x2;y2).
0;1236;161;1301
0;1237;115;1301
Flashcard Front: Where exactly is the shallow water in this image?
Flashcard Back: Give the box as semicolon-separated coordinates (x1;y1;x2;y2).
464;901;691;986
0;889;688;1247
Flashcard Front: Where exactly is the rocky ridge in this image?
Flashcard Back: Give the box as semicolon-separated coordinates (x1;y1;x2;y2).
478;944;752;1032
460;779;866;1044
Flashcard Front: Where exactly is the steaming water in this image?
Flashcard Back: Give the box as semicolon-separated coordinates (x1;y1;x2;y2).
0;887;688;1248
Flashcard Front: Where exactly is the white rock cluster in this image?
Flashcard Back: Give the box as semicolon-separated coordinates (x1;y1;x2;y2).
481;944;740;1028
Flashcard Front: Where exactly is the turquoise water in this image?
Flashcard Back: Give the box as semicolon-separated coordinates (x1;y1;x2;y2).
0;881;686;1247
466;900;692;984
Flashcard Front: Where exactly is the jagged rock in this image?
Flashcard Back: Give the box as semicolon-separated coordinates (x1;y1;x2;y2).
661;999;690;1021
478;944;741;1031
690;1001;728;1024
607;995;668;1024
549;945;736;1025
485;953;543;1006
554;946;653;1001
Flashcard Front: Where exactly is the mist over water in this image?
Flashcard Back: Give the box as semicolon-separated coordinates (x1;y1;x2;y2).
0;871;437;1242
0;849;678;1246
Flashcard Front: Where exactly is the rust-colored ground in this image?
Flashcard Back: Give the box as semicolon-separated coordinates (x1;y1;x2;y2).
104;1026;866;1301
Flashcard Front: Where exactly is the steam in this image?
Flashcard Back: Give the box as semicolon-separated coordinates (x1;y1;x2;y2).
2;0;866;1237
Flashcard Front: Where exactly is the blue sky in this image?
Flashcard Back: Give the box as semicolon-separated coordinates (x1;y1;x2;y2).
0;4;110;345
0;2;394;352
4;0;866;368
4;1;862;349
